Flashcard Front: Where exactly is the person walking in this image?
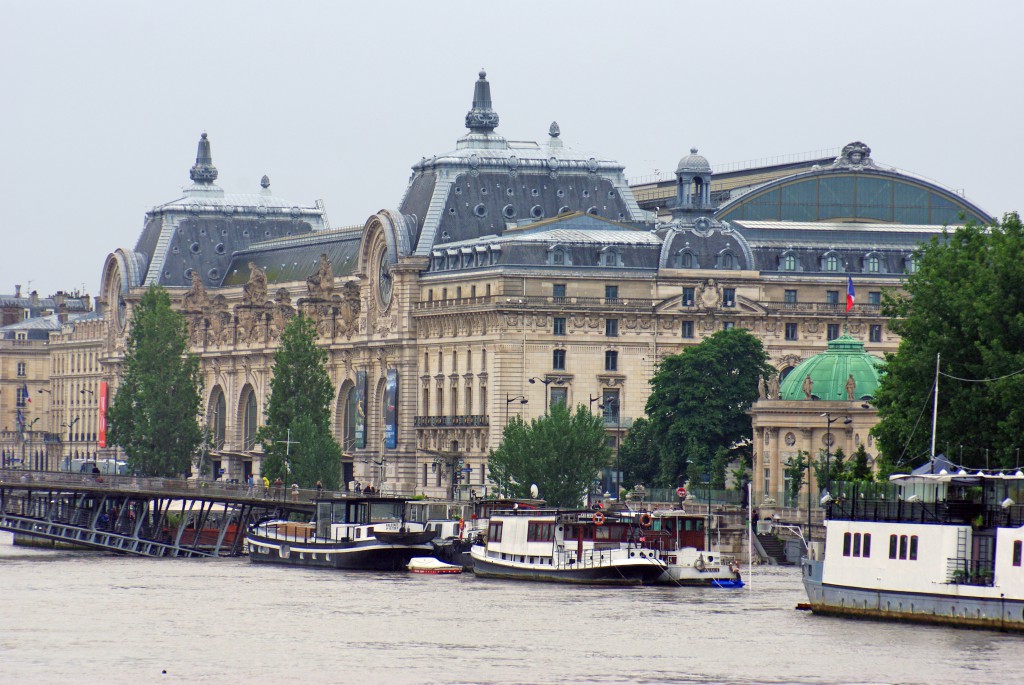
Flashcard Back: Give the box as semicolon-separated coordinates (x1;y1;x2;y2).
262;475;270;498
273;477;284;501
315;480;323;499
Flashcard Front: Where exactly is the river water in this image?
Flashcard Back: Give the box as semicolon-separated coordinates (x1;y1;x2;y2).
1;532;1020;685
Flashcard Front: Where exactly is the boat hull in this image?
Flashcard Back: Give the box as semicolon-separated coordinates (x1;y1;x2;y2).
471;554;665;586
802;558;1024;632
247;534;432;571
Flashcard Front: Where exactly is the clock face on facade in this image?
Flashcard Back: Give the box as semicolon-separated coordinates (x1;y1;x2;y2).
377;247;393;309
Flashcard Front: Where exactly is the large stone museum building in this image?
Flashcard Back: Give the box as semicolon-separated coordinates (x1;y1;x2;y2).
4;71;992;501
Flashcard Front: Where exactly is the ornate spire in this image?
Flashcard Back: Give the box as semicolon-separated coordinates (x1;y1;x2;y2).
189;132;218;184
465;69;499;134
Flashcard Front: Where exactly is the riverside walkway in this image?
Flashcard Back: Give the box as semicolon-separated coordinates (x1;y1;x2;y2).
0;469;322;558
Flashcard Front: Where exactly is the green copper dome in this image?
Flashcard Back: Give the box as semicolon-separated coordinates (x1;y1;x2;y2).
778;334;884;401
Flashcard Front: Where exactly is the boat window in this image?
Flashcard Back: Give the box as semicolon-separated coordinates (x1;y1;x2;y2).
863;534;871;558
852;533;861;557
842;532;851;557
1014;540;1022;567
898;535;908;560
528;522;554;542
595;526;612;541
889;534;898;559
909;535;918;561
488;521;503;543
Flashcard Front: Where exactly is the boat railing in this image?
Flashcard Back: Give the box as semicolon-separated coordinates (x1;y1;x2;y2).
945;557;995;586
556;546;622;569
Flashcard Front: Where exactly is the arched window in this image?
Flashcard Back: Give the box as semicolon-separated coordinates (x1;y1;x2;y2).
720;251;735;269
242;390;258;450
781;252;797;271
339;384;358;451
905;255;918;274
681;251;693;268
209;387;226;449
867;254;881;273
600;249;619;267
825;254;840;272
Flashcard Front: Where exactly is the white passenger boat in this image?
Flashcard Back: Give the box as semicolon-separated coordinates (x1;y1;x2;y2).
470;508;667;585
247;496;434;571
802;471;1024;631
638;509;743;587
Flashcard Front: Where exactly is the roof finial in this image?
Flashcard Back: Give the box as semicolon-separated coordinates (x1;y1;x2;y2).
465;69;499;134
260;174;270;189
549;121;560;138
189;132;218;184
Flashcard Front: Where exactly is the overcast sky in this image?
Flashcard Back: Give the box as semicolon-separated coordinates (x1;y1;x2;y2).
3;1;1021;299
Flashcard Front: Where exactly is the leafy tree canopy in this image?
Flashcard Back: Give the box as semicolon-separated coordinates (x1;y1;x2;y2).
256;314;341;487
629;329;774;487
107;285;203;477
873;213;1024;471
487;402;610;507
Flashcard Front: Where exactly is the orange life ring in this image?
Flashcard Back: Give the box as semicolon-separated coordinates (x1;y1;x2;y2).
639;513;652;528
593;512;606;526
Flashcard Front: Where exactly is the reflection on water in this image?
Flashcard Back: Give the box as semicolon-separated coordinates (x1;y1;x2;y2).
1;532;1019;685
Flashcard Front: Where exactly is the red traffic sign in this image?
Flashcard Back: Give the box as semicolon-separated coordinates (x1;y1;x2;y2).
676;486;688;499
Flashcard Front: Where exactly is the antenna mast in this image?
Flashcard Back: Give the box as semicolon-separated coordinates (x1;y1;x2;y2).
930;353;940;459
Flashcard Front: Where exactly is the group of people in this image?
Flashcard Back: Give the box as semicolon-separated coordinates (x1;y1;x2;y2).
241;475;326;501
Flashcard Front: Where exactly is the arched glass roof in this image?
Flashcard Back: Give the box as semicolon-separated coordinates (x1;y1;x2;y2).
716;170;990;226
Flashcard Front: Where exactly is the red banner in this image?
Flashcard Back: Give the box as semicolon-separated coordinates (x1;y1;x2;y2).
98;381;108;448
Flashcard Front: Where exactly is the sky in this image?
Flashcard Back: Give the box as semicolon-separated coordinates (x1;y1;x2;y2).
2;0;1021;299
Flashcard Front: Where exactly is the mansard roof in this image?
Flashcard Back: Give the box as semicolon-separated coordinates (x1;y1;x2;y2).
222;227;363;286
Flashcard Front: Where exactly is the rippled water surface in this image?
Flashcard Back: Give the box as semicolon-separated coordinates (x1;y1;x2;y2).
2;532;1021;684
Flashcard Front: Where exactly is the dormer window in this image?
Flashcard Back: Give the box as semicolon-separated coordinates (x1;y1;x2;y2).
780;251;798;272
904;255;918;274
547;244;570;266
718;250;737;270
864;252;882;273
599;247;620;267
823;253;841;272
674;250;697;269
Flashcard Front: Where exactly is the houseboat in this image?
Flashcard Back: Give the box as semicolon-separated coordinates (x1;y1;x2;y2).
470;508;667;585
639;509;743;586
802;471;1024;631
247;496;435;571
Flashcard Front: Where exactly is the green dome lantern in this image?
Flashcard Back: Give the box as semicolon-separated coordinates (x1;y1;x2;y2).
778;334;884;401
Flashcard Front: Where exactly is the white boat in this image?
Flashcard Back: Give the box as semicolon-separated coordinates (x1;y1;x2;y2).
470;508;667;585
637;509;743;587
247;496;434;571
802;471;1024;631
408;556;463;574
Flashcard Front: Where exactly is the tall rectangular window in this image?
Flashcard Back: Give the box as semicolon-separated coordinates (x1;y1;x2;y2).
826;290;839;305
550;387;567;407
827;324;840;341
899;535;908;560
869;325;882;342
605;350;618;372
606;319;619;337
909;535;918;561
605;285;618;300
869;291;882;306
852;533;862;557
785;323;798;341
723;288;736;307
553;317;566;336
889;534;898;559
863;533;871;558
681;321;694;338
843;532;852;557
553;283;566;299
784;289;797;304
17;362;26;377
682;287;695;306
552;349;566;371
723;321;735;330
1014;540;1022;567
763;468;770;498
16;386;28;408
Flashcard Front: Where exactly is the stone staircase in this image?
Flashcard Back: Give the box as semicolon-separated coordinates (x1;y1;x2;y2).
756;533;793;565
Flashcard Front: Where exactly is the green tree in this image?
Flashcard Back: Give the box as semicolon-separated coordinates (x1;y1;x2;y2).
783;451;809;504
813;447;847;490
487;402;610;507
873;213;1024;471
256;314;341;488
107;285;203;477
849;444;874;482
642;329;775;486
618;417;660;487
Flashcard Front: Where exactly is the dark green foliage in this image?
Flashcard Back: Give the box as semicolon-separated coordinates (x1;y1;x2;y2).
849;444;874;482
813;447;847;490
873;212;1024;471
784;451;809;502
487;402;610;507
618;417;660;487
256;315;341;487
636;329;775;487
107;286;203;477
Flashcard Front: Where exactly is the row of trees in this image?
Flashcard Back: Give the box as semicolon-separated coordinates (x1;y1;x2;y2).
108;286;341;487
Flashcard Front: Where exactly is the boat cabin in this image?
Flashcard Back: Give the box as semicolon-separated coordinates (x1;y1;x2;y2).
315;497;407;539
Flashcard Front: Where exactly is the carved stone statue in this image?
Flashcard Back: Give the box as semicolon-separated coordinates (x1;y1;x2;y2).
846;374;857;401
339;280;361;333
758;375;768;399
768;374;780;399
182;271;208;310
243;261;268;306
802;374;814;400
306;253;334;299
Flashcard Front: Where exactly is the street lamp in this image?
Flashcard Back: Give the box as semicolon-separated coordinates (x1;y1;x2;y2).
588;394;600;412
21;417;40;470
528;377;552;414
598;397;621;499
62;417;80;471
504;394;527;430
820;412;853;493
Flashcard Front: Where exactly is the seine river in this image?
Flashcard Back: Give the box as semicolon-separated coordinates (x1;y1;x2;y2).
2;532;1020;685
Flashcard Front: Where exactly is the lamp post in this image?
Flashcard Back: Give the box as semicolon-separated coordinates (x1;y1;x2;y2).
62;417;80;471
21;417;40;470
588;394;600;412
820;412;853;494
81;389;95;459
504;394;527;430
598;397;621;499
528;377;552;414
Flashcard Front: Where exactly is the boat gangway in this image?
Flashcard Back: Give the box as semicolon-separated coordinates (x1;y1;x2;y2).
0;469;318;558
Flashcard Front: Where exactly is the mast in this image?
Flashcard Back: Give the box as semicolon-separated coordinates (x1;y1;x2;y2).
930;353;940;460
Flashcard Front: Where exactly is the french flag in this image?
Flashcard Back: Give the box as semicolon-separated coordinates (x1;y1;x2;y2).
22;382;32;403
846;275;855;312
